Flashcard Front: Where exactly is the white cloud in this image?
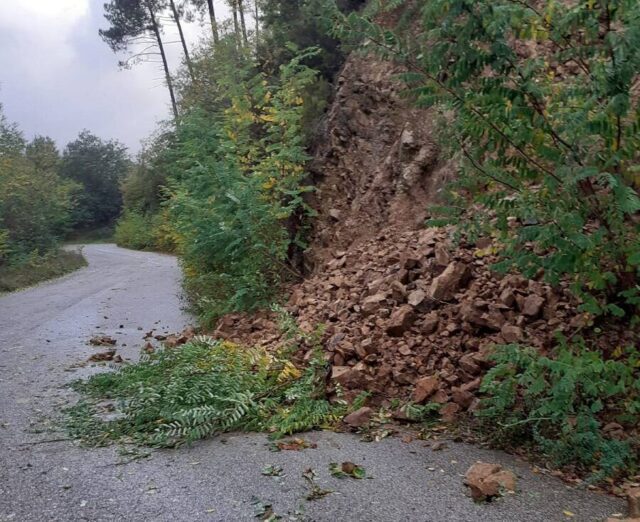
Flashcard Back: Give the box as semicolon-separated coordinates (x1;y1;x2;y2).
0;0;237;152
0;0;89;31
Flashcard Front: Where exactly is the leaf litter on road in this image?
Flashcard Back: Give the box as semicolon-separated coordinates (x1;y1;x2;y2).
261;464;284;477
251;497;281;520
89;335;117;346
302;468;333;501
269;438;317;452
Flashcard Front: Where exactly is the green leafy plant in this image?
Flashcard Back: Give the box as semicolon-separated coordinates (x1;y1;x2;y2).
402;402;441;423
479;339;640;480
162;49;320;324
67;335;345;447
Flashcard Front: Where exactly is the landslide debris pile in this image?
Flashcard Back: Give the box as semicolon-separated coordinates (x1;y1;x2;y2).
305;54;453;270
216;224;587;420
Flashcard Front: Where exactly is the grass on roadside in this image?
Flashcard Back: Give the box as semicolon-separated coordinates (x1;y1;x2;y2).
0;248;87;293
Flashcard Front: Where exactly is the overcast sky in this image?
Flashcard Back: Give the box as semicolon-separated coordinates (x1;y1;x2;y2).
0;0;231;154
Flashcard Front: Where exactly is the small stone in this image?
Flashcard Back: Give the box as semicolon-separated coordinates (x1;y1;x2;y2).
422;312;439;334
451;387;474;409
362;293;386;314
428;262;471;301
482;470;517;497
398;345;412;356
408;289;426;308
431;390;449;404
501;324;523;343
343;407;373;428
465;462;517;501
628;487;640;518
440;402;460;422
459;353;481;375
412;375;440;403
386;305;415;337
329;208;341;220
521;294;545;317
331;366;366;389
499;288;516;307
434;244;451;267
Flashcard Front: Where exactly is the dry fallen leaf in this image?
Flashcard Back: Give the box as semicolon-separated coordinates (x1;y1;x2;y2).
273;438;317;451
87;350;116;362
89;335;117;346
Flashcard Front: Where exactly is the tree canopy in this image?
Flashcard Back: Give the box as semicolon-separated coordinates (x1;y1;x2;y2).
60;130;129;230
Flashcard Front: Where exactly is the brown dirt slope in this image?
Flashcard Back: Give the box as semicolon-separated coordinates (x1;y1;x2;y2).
305;54;454;271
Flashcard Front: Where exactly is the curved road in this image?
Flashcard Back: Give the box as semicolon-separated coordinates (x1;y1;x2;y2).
0;245;624;521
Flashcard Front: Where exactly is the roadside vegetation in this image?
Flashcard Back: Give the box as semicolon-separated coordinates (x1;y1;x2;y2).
0;102;129;291
107;0;358;324
0;249;86;293
68;310;351;447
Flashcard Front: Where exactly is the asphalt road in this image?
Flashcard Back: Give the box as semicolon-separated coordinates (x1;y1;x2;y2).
0;244;626;521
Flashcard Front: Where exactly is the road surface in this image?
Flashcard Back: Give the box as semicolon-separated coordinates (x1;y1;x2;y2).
0;244;625;521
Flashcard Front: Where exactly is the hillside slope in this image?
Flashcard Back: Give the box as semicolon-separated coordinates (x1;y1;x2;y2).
306;54;454;269
215;52;635;419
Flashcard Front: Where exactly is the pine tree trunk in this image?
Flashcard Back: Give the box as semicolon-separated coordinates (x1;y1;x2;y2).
169;0;194;81
146;1;178;121
254;0;259;43
231;0;241;47
206;0;219;44
238;0;249;45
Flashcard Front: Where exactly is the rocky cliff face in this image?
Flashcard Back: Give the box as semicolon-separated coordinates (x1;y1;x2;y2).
306;54;454;270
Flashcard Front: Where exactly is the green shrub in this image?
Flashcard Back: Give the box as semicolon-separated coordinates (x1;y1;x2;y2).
479;340;640;480
114;211;157;250
67;337;344;447
165;51;318;324
0;106;79;262
114;210;178;252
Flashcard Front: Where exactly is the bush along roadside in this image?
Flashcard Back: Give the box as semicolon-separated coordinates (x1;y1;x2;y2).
114;210;178;253
479;338;640;482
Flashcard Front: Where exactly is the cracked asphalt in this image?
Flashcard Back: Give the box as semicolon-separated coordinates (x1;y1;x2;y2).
0;244;626;521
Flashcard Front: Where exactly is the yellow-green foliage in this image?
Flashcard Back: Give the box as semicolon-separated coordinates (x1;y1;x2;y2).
165;48;319;324
0;107;78;263
114;210;178;252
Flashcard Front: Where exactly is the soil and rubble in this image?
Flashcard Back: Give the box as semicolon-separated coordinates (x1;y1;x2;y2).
215;224;587;418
